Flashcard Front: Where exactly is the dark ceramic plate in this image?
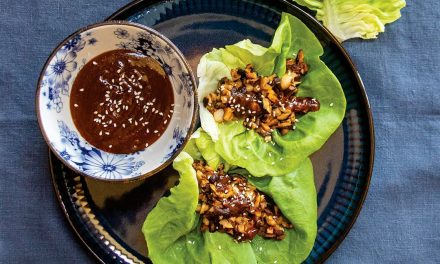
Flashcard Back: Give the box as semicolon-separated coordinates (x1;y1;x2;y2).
50;0;374;263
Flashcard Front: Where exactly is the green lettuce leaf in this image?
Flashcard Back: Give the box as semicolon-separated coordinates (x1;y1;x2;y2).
198;12;346;176
143;150;317;264
293;0;406;41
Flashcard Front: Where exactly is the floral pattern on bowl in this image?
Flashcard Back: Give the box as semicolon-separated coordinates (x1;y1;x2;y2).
37;22;197;181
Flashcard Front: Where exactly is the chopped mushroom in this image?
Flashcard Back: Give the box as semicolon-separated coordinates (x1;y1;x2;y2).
203;50;320;141
193;161;293;242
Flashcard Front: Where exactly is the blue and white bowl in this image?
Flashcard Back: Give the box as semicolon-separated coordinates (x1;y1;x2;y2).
36;22;197;181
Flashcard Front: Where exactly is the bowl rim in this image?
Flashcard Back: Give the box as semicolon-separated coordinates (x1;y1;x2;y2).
35;20;199;182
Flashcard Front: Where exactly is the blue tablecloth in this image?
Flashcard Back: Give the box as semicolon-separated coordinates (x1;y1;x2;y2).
0;0;439;263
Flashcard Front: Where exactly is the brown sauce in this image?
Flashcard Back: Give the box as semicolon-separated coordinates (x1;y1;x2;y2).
70;49;174;154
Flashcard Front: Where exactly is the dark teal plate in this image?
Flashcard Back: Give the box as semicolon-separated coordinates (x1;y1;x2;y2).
50;0;374;263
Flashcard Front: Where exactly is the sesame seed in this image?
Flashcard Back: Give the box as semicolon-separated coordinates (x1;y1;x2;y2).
218;246;221;250
154;130;158;133
122;124;125;128
109;145;112;148
99;131;102;136
79;88;84;92
105;132;110;135
73;104;78;107
92;61;97;65
330;103;334;107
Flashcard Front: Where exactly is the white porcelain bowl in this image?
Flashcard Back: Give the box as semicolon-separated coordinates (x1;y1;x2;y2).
36;21;197;181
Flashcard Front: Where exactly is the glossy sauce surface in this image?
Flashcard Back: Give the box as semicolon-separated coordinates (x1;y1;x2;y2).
70;49;174;154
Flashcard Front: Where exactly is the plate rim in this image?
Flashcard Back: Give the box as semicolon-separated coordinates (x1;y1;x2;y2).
50;0;375;263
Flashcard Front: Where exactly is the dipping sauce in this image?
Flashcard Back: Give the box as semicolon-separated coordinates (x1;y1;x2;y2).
70;49;174;154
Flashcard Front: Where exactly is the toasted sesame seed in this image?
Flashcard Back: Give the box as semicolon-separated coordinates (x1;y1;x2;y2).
79;88;84;92
92;61;97;65
109;145;112;148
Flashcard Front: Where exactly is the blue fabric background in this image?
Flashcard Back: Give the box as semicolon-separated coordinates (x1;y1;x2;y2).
0;0;438;263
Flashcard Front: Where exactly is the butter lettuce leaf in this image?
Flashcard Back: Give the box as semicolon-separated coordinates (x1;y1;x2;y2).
293;0;406;41
198;13;346;176
143;149;317;264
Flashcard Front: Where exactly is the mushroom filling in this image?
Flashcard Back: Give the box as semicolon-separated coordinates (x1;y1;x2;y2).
193;161;292;242
203;49;320;142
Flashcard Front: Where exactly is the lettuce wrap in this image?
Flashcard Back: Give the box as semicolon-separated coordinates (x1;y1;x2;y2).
142;134;317;264
198;12;346;177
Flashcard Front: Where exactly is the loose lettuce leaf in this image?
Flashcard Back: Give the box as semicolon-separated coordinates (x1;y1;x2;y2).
143;150;317;264
293;0;406;41
198;13;346;176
